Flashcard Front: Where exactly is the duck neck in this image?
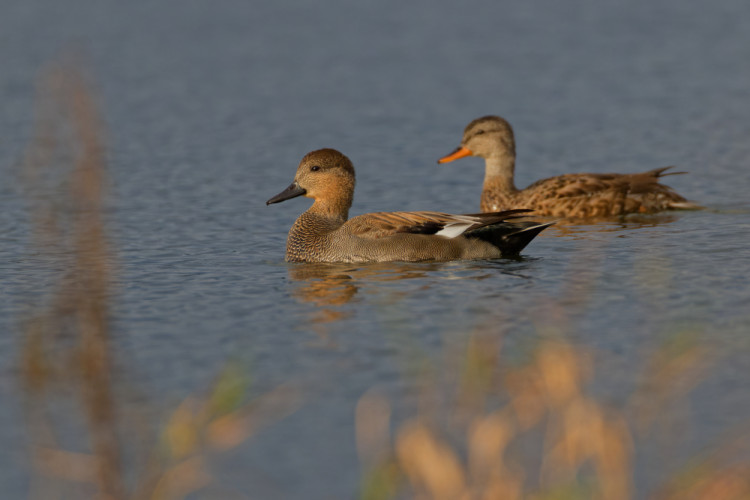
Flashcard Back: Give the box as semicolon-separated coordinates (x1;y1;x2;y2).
483;154;518;194
307;196;351;223
288;200;349;250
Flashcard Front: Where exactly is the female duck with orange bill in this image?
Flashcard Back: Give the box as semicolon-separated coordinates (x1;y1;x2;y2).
438;115;701;217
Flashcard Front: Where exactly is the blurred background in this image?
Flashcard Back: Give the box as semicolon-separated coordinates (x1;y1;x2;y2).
1;0;749;498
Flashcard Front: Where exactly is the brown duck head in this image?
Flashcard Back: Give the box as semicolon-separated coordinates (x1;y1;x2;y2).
267;148;356;219
438;115;516;163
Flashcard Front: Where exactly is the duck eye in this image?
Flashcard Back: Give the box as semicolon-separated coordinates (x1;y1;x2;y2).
475;129;485;135
310;165;321;172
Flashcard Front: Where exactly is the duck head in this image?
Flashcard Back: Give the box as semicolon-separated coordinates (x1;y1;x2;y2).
438;115;516;163
266;148;356;217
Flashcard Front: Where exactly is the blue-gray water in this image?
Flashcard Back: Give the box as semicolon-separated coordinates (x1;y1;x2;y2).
2;0;750;498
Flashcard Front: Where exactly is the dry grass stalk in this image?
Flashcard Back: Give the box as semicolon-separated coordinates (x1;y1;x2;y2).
21;58;124;500
358;330;750;500
19;58;304;500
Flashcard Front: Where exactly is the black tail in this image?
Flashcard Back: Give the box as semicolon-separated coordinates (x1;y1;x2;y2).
468;220;555;256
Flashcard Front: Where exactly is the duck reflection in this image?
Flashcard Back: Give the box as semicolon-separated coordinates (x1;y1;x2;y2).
540;213;680;238
288;263;359;326
287;262;447;333
286;258;543;341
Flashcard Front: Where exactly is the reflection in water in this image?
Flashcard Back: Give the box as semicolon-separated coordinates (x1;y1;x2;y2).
288;263;359;328
288;262;443;319
286;258;541;340
288;262;446;311
288;261;456;339
541;213;681;238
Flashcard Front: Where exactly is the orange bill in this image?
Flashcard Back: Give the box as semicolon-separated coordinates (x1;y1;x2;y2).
437;146;473;164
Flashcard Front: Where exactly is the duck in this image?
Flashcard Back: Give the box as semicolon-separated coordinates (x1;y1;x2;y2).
437;115;701;217
266;148;553;263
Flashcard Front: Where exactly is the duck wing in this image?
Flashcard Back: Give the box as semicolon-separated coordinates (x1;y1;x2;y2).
527;167;685;197
344;209;532;239
520;167;699;216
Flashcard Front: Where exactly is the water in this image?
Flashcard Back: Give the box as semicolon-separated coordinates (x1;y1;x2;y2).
2;0;750;497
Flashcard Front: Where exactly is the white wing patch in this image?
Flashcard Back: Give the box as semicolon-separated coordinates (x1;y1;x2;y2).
434;215;483;238
435;222;472;238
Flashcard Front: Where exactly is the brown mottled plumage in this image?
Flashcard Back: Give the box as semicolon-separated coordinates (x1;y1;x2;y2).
438;115;701;217
266;148;553;263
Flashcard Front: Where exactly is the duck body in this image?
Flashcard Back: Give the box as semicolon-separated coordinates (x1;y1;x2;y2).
439;115;700;217
268;149;552;263
481;167;695;217
284;210;547;263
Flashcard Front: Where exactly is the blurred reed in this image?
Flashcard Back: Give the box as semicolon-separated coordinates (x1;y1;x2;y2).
21;55;124;500
358;337;750;500
19;57;302;500
356;260;750;500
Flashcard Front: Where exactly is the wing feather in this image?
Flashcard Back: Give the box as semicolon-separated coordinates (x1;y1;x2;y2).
344;209;532;239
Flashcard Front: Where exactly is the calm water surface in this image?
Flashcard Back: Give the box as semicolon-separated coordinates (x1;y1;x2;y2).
1;0;750;498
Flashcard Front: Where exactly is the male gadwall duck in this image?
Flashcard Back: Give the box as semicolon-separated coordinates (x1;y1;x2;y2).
438;115;700;217
267;148;553;263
